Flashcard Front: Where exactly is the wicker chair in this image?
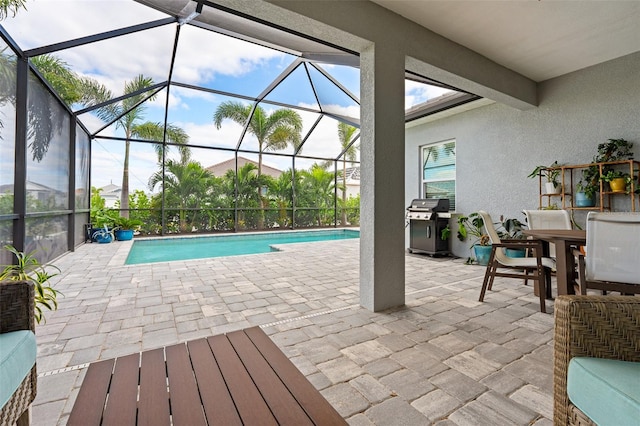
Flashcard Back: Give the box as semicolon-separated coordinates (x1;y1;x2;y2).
553;295;640;425
0;281;37;426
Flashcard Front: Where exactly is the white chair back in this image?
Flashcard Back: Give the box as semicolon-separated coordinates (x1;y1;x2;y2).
478;211;509;264
522;209;572;258
585;212;640;285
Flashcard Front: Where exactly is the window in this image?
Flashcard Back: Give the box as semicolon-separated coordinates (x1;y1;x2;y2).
421;140;455;210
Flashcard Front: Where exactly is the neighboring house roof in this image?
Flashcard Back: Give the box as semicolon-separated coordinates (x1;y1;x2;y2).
0;181;62;194
100;183;120;196
206;156;283;178
338;166;360;182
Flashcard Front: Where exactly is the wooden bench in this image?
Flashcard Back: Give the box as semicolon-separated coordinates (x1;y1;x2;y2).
68;326;346;425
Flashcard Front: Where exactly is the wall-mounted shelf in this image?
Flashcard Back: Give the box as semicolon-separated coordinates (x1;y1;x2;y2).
536;160;639;212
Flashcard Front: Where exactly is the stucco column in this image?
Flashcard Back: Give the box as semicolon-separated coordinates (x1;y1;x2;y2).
359;43;406;311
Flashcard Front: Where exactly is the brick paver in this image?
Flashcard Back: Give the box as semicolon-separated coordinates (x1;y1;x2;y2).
32;236;556;425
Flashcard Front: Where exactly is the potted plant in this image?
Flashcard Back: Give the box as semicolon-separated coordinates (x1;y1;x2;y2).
0;244;62;324
528;161;563;194
455;212;492;265
113;216;142;241
575;179;598;207
89;208;116;242
594;138;633;162
600;170;631;193
499;217;527;258
92;224;115;243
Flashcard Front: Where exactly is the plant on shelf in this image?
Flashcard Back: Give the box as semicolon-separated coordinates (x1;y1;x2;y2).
594;138;634;163
600;170;632;193
575;179;598;207
455;212;492;266
0;245;62;324
528;161;564;194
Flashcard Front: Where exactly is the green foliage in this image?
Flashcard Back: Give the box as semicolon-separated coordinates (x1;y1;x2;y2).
0;191;12;215
455;212;490;247
0;244;62;324
600;169;630;182
31;54;84;105
499;217;526;239
113;216;142;230
528;161;563;187
595;138;634;162
0;0;28;20
90;207;117;228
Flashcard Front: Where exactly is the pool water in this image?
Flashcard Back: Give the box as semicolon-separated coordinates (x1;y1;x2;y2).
125;229;360;265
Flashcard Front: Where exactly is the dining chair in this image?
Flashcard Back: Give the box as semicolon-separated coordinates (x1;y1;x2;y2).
575;212;640;295
522;209;572;258
477;211;555;312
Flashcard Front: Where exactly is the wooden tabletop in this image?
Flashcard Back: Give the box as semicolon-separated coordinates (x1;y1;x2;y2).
68;326;346;426
522;229;586;242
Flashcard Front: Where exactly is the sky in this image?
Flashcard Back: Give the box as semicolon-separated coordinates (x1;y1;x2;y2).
1;0;452;193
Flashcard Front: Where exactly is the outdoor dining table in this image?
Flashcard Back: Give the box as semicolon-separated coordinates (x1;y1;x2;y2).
522;229;586;296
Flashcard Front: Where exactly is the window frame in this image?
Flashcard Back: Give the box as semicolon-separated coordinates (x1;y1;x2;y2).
420;139;456;211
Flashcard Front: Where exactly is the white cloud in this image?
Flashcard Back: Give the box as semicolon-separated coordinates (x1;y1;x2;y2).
405;80;452;108
172;26;287;84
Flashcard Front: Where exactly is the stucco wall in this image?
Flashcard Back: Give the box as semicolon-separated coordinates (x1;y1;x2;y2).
405;51;640;259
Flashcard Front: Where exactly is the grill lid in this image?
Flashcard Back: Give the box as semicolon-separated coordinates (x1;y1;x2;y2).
407;198;450;212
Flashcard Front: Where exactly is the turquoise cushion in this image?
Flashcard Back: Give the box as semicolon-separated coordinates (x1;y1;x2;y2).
0;330;36;409
568;357;640;426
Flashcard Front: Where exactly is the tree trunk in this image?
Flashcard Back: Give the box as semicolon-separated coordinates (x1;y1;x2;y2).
342;160;347;225
121;139;130;218
257;151;265;229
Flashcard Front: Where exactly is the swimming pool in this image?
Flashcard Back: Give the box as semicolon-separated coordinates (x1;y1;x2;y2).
125;229;360;265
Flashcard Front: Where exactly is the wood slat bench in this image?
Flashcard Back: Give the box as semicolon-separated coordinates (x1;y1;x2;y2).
68;326;346;425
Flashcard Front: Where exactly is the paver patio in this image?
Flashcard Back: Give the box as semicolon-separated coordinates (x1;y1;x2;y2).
31;237;555;425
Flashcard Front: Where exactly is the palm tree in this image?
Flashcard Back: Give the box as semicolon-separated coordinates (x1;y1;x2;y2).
268;169;295;227
300;164;336;227
213;102;302;228
89;75;189;217
148;159;217;233
222;162;271;229
337;122;358;225
0;0;27;20
0;52;99;161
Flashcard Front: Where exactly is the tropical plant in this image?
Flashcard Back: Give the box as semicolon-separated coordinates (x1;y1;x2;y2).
455;212;489;248
528;161;563;188
337;122;359;225
113;216;142;231
594;138;634;162
149;159;219;233
87;75;189;218
268;169;294;228
600;169;630;183
213;102;302;227
499;217;527;239
90;206;117;229
299;164;336;227
0;244;61;324
91;225;115;243
576;179;598;199
0;0;27;20
221;162;272;229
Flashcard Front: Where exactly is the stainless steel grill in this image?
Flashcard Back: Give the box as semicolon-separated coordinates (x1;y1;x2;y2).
406;198;451;256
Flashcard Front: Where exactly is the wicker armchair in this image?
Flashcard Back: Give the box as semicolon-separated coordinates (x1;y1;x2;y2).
553;295;640;425
0;281;37;426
